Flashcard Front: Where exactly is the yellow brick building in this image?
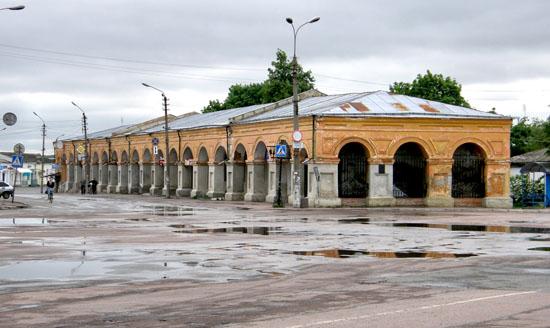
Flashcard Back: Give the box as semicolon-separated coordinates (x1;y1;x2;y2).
55;90;512;208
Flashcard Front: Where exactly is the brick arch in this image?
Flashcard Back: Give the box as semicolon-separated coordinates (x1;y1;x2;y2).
448;138;492;159
333;137;376;158
387;137;435;159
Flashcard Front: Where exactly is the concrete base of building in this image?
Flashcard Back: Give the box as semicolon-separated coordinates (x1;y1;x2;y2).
106;185;117;193
129;186;140;194
244;192;266;202
176;188;191;197
308;197;341;207
150;186;163;196
225;192;244;201
116;186;128;194
206;191;225;200
425;197;454;208
483;197;513;208
190;190;208;198
97;184;107;193
138;185;150;195
366;197;396;207
162;188;177;197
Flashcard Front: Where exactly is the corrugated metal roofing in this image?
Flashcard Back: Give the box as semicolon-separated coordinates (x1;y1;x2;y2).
142;103;270;133
239;91;504;123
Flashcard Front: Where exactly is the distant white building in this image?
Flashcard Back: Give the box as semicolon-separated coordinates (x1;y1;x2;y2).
0;152;54;186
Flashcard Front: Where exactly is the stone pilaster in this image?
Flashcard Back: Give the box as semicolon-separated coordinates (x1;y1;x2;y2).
425;158;454;207
483;159;512;208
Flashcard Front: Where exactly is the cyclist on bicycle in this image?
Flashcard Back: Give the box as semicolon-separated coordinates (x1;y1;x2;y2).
46;178;55;202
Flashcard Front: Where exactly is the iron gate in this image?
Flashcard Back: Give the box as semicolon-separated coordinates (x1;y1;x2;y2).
393;155;427;198
338;152;368;198
452;155;485;198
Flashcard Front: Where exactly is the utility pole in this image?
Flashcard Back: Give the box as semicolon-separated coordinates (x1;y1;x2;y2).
286;16;320;208
72;102;90;187
142;83;171;199
33;112;46;194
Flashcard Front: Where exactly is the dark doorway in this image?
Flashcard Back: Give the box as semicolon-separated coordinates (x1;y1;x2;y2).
338;143;368;198
452;143;485;198
393;143;427;198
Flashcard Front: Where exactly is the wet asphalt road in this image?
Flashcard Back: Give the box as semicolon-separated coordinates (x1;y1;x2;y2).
0;189;549;327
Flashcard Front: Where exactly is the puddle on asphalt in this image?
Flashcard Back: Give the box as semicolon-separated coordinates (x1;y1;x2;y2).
173;226;282;235
339;220;550;234
141;205;206;217
293;249;477;259
0;218;49;226
126;218;151;222
0;260;188;281
529;236;550;241
528;247;550;252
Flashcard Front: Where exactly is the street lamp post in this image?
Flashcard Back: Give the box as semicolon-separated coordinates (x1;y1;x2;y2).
71;102;90;188
142;83;171;199
0;5;25;10
286;16;320;208
32;112;46;194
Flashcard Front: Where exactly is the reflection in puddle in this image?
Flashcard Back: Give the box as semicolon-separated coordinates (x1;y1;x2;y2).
0;218;49;226
293;249;477;259
174;227;282;235
528;247;550;252
141;205;205;217
340;220;550;234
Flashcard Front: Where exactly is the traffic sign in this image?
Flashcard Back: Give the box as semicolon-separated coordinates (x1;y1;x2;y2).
3;112;17;126
152;137;159;145
13;143;25;154
292;130;303;142
153;145;158;155
11;155;23;168
76;144;85;154
275;144;287;158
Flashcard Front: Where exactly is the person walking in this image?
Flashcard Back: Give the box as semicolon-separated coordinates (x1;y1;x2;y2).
46;178;55;203
80;179;86;194
89;179;98;195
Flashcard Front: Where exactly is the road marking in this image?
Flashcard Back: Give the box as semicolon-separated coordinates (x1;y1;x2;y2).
286;291;537;328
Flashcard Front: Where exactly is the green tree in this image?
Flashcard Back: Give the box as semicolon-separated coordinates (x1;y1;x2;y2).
202;49;315;113
510;117;550;156
390;70;471;108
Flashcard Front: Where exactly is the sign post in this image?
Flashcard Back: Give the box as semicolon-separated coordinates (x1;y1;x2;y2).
11;143;24;203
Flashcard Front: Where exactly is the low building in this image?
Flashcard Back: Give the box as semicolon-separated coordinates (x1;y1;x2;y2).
55;90;513;208
0;152;55;186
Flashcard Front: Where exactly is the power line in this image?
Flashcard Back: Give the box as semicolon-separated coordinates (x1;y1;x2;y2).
0;42;265;72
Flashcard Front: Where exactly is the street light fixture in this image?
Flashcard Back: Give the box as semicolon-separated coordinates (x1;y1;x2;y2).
286;16;320;208
0;5;25;10
142;82;171;199
71;101;90;188
32;111;46;194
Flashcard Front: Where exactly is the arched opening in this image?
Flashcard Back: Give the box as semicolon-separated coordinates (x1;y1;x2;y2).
107;151;119;193
230;144;247;199
166;148;178;195
452;143;485;198
393;142;427;198
98;151;109;192
140;148;153;194
338;142;368;198
209;146;227;198
192;147;209;197
150;149;164;196
117;151;129;193
129;150;140;193
245;141;268;202
178;147;193;196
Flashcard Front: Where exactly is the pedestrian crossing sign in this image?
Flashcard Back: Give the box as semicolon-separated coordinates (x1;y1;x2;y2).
275;144;287;158
11;155;23;168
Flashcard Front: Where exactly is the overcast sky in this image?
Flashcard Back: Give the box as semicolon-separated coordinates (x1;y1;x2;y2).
1;0;549;154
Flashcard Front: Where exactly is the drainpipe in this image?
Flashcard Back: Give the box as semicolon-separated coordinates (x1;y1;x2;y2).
225;126;231;159
312;115;317;161
177;130;182;162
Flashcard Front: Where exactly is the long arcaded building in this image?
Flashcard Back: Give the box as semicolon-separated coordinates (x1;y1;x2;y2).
54;89;513;208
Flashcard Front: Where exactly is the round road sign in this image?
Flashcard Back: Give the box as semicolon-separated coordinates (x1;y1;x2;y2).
292;130;303;142
13;143;25;154
3;112;17;126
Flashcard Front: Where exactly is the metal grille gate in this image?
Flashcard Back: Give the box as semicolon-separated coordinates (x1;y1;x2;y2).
452;155;485;198
393;155;427;198
338;147;368;198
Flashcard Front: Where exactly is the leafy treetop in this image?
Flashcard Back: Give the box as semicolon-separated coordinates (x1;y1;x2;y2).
203;49;315;113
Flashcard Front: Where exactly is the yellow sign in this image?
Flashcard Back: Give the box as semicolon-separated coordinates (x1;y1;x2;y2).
76;144;85;154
